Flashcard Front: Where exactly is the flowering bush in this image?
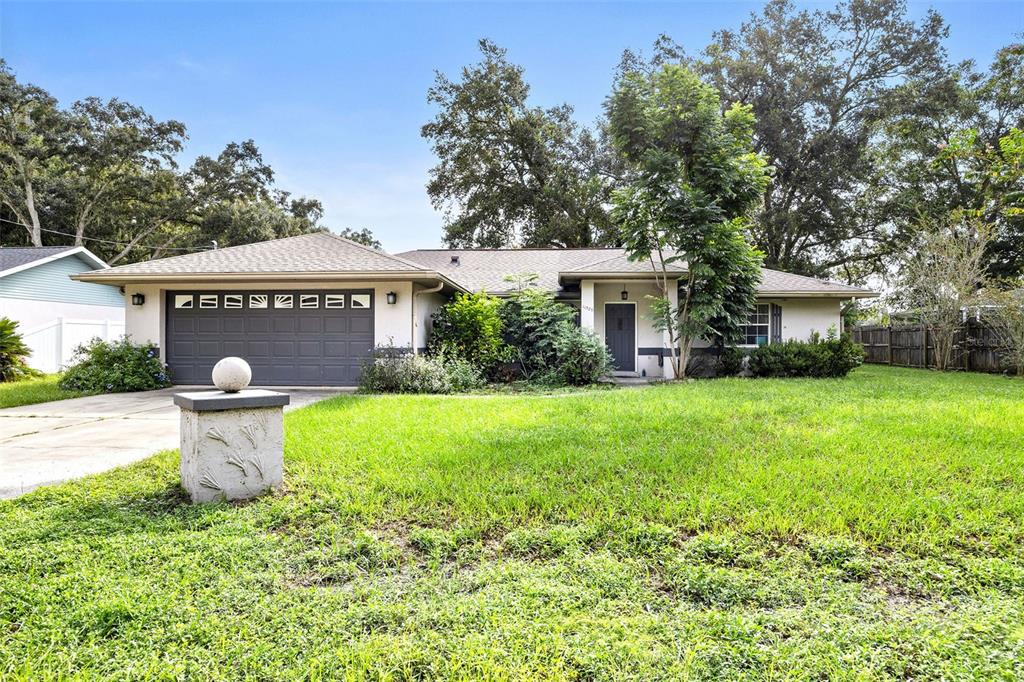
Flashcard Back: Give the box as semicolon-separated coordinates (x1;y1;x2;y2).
59;337;171;393
359;346;484;394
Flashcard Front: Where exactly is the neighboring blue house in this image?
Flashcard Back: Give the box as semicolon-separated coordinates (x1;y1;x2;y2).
0;246;125;373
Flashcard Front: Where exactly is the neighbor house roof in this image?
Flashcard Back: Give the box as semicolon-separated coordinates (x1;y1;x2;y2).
0;246;108;278
72;232;463;288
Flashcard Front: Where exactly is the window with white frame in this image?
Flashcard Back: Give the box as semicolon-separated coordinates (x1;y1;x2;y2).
742;304;770;346
350;293;371;309
199;294;218;309
249;294;268;309
224;294;243;309
300;294;319;308
325;294;345;309
274;294;293;309
174;294;194;309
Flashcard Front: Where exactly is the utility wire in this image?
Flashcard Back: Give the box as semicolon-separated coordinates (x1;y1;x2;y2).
0;216;213;252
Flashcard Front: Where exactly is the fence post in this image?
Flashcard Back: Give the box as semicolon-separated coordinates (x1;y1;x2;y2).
887;325;893;365
923;326;929;369
55;317;64;370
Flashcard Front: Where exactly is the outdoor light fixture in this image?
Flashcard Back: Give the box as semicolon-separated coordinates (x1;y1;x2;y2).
131;293;145;306
620;288;628;301
386;291;397;305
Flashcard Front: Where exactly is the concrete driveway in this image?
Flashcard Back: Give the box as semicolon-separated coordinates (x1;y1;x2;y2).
0;387;348;499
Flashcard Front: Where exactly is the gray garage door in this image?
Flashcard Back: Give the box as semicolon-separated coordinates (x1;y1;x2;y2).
166;289;374;386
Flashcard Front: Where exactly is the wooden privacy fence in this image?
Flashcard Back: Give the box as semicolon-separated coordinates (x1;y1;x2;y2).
852;322;1004;373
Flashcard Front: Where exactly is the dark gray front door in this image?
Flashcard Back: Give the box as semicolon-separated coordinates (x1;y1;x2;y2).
166;290;374;386
605;303;636;372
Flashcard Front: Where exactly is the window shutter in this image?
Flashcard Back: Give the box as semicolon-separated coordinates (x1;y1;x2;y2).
770;304;782;344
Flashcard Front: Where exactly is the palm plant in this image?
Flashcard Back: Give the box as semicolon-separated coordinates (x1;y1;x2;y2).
0;317;38;382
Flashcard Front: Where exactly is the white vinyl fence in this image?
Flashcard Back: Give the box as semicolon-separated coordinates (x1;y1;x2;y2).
22;317;126;374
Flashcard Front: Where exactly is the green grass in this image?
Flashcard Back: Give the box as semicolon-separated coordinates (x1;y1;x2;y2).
0;375;88;409
2;365;1024;679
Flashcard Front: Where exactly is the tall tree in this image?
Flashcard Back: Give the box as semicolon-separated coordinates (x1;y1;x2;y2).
639;0;948;279
0;61;323;263
337;227;382;249
609;65;769;378
0;60;65;246
878;44;1024;278
59;97;186;246
422;39;618;248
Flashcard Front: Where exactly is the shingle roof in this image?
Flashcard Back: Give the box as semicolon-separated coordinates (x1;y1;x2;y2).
759;268;875;296
0;246;76;274
82;232;429;276
69;232;875;298
560;252;688;275
400;248;875;297
396;248;622;293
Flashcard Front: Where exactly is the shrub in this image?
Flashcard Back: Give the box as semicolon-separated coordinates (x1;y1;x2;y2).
747;336;865;378
359;346;484;394
717;346;746;376
499;287;576;377
429;292;507;372
0;317;40;382
546;323;613;386
59;337;171;392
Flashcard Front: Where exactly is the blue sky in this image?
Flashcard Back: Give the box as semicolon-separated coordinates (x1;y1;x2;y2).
2;1;1022;252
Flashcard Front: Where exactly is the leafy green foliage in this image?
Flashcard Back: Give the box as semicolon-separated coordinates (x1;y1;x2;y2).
689;0;948;278
498;284;577;377
717;346;747;376
429;292;508;373
421;39;618;247
337;227;382;249
545;323;613;386
3;367;1024;678
748;337;865;378
358;346;484;394
0;317;39;382
0;60;322;262
609;64;768;377
58;337;170;393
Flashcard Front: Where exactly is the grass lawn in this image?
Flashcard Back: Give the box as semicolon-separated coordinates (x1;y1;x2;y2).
2;365;1024;679
0;375;89;409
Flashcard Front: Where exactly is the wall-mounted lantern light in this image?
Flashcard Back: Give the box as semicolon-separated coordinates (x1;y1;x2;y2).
386;291;397;305
620;288;628;301
131;293;146;306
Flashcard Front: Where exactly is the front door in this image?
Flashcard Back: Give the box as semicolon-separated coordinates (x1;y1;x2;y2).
605;303;636;372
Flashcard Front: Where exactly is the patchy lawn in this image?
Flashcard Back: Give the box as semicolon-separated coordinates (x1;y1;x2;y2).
2;366;1023;679
0;375;88;409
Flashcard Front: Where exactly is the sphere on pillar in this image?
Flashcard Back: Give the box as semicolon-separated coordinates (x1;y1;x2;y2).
211;357;252;392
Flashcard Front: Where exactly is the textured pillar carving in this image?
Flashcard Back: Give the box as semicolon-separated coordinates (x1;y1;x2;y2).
174;390;289;503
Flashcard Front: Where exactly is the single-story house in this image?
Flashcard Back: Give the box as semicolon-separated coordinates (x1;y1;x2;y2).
1;246;125;373
73;232;877;385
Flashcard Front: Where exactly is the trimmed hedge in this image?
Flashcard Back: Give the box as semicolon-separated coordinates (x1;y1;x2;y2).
747;337;865;378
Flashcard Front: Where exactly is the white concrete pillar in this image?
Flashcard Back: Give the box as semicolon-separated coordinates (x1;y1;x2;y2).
174;390;289;503
580;280;595;332
663;278;680;379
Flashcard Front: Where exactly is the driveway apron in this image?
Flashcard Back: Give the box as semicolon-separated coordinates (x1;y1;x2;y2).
0;387;346;498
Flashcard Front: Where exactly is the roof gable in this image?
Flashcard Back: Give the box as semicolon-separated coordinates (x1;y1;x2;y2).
81;232;429;277
0;246;107;278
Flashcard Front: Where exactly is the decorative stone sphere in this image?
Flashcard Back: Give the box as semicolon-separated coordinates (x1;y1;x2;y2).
212;357;252;392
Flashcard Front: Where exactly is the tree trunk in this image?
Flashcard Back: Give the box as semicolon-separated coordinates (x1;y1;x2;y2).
23;174;42;247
